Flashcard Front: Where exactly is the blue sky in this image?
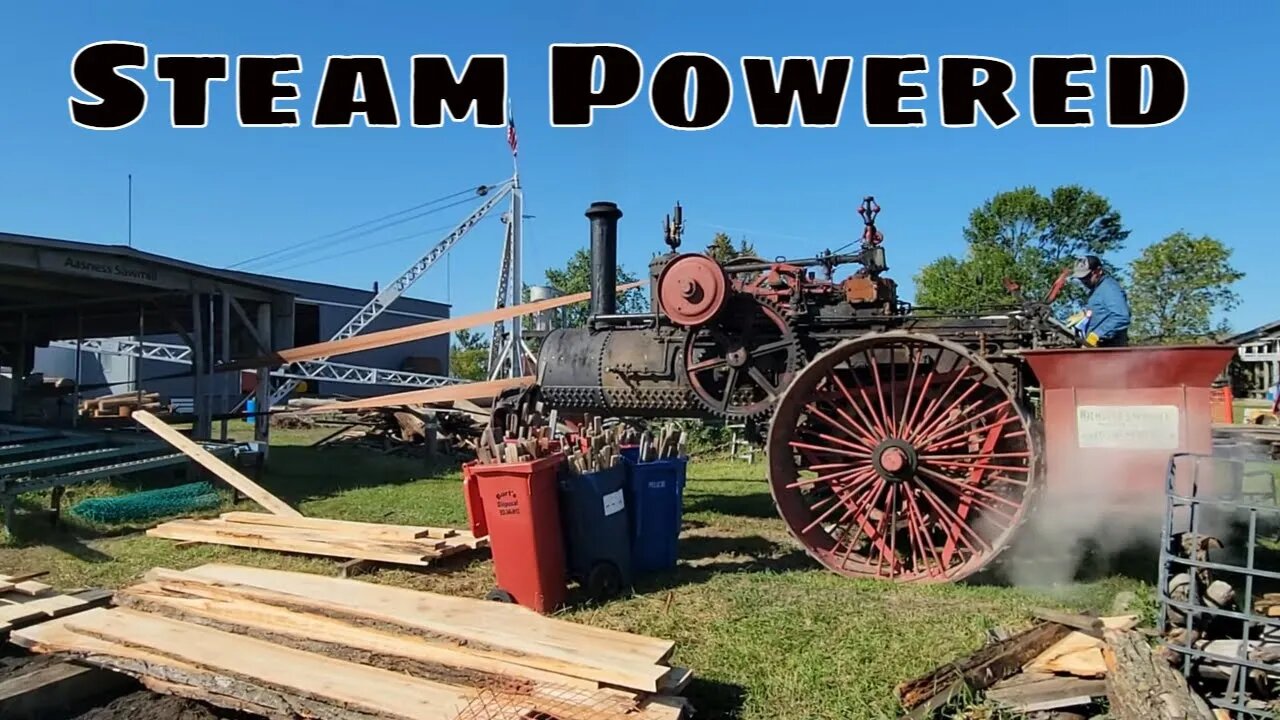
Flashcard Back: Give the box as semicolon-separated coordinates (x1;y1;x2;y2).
1;1;1276;335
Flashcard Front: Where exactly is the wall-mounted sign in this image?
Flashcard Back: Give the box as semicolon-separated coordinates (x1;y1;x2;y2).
1076;404;1181;450
45;252;166;286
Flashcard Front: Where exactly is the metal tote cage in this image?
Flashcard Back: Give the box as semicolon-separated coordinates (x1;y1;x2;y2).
1159;451;1280;717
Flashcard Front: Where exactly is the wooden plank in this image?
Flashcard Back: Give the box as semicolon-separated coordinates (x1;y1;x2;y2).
12;614;388;720
218;511;437;541
270;282;644;366
987;672;1106;712
11;581;52;597
308;377;535;414
61;608;473;720
160;518;448;550
0;595;86;625
1024;631;1108;677
131;410;301;517
0;661;135;720
116;581;603;691
896;620;1073;711
158;564;674;692
146;522;440;566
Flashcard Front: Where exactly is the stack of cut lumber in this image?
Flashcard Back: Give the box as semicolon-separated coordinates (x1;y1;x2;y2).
146;512;488;568
10;563;693;720
0;571;112;639
80;391;172;419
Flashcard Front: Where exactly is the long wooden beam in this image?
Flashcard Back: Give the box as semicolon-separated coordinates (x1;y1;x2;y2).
304;376;534;413
227;282;644;370
131;411;302;517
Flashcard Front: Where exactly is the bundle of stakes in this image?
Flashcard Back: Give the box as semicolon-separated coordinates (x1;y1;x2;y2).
634;424;688;463
473;400;559;465
565;414;627;475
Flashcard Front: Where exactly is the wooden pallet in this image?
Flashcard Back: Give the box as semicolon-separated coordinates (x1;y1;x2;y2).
11;564;691;720
0;572;112;638
146;513;489;568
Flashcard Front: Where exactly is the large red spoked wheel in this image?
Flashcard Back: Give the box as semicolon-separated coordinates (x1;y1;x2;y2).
766;332;1041;583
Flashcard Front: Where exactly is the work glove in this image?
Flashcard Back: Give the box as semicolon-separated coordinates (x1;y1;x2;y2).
1084;332;1100;347
1065;311;1087;328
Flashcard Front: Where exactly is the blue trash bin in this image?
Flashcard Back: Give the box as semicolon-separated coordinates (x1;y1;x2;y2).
246;397;256;425
557;463;634;601
621;447;687;574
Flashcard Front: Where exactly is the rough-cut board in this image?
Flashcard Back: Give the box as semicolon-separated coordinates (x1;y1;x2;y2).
0;660;135;720
218;512;457;540
20;608;472;720
266;282;644;366
986;672;1107;713
896;620;1073;712
146;518;486;567
131;410;301;517
1024;616;1143;678
13;566;692;720
155;564;676;692
115;581;601;691
307;377;534;414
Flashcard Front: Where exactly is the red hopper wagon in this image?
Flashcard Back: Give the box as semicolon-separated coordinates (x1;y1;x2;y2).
512;197;1236;583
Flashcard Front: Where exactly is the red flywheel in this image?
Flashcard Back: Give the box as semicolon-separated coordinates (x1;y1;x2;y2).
766;331;1042;583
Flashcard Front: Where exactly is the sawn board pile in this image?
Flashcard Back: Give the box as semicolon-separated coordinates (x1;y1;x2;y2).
146;512;489;568
10;563;692;720
0;571;112;638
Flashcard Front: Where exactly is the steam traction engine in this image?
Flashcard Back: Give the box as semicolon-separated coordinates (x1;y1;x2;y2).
529;198;1105;583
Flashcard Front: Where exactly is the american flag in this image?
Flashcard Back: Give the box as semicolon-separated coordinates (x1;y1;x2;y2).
506;115;518;156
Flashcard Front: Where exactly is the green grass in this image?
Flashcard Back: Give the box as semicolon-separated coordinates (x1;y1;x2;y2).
0;422;1152;720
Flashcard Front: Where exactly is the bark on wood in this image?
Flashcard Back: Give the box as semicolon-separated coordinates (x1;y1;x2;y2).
896;620;1073;710
1102;628;1215;720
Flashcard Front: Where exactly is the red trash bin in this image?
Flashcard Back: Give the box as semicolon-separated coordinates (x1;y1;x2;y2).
463;452;567;613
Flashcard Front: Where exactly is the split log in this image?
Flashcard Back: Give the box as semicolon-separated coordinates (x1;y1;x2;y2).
896;620;1073;711
1102;628;1214;720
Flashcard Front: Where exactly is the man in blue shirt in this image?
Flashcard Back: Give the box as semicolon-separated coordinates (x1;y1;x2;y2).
1071;255;1131;347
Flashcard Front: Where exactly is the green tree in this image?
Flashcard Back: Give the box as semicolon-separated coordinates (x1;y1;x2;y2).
540;248;647;328
449;327;488;381
1128;231;1244;344
705;232;757;263
914;185;1131;313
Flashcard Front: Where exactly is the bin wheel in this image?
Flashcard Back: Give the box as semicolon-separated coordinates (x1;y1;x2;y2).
485;588;515;603
585;561;624;601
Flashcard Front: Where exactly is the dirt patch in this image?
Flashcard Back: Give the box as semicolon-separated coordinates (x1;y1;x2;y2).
66;690;261;720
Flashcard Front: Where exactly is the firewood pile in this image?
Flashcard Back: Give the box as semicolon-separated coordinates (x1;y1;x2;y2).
1156;532;1280;717
79;391;173;419
895;609;1217;719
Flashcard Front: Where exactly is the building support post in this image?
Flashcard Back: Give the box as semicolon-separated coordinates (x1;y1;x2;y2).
254;301;272;456
190;293;210;440
220;292;231;441
72;311;82;429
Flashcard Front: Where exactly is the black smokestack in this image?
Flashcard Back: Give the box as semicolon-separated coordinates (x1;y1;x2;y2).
586;201;622;317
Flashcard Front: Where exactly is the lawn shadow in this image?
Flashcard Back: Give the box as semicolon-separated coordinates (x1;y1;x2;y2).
683;489;778;520
626;533;816;595
255;445;465;506
681;677;747;720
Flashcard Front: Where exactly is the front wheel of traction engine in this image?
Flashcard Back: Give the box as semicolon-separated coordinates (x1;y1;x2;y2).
765;331;1042;583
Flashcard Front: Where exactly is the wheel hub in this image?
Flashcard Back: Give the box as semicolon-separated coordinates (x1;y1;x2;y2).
872;439;917;481
726;347;749;367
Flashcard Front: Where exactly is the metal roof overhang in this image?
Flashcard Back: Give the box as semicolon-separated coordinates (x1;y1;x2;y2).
0;232;295;344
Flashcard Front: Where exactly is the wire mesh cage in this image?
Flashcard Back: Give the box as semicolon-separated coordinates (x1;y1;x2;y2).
1159;451;1280;717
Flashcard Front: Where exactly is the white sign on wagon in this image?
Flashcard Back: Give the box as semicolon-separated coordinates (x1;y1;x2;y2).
1076;405;1181;450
